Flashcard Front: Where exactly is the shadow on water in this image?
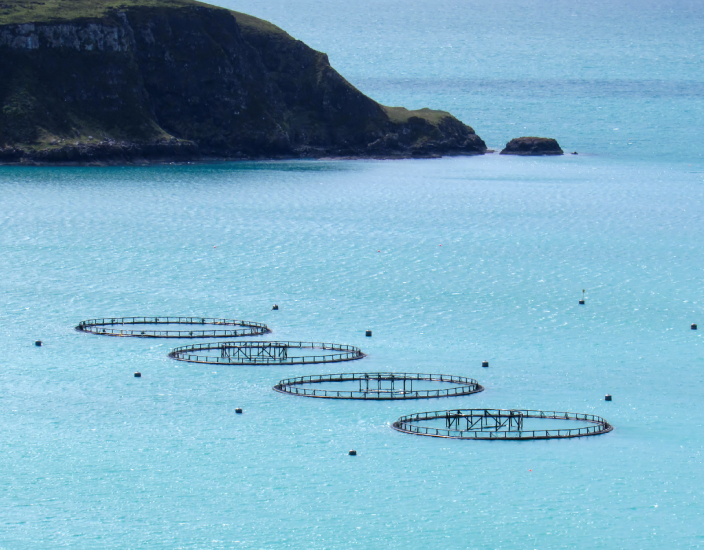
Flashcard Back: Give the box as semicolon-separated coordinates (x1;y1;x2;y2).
0;158;364;187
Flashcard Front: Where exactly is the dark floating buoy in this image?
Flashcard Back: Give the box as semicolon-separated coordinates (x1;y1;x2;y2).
571;151;578;155
272;304;279;311
605;394;612;401
579;288;585;305
692;323;698;330
134;372;141;378
482;360;489;368
34;340;42;347
349;450;357;456
365;330;372;337
235;408;243;414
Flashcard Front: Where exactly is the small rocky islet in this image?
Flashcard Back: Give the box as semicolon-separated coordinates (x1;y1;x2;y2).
500;137;564;156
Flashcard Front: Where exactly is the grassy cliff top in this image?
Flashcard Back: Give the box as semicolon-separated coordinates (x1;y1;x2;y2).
0;0;201;24
0;0;288;27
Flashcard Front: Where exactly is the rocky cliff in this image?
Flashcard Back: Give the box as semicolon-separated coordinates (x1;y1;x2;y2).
0;0;487;164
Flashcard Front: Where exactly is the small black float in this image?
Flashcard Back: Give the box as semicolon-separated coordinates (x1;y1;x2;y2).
692;323;698;330
482;360;489;368
579;289;585;305
34;340;42;347
272;304;279;311
365;330;372;337
605;394;612;401
349;450;357;456
571;151;578;155
134;372;141;378
235;408;243;414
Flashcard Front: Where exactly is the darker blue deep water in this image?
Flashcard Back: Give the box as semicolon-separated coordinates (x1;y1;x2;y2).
1;0;704;548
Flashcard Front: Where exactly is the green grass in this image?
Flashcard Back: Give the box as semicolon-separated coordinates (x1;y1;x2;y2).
0;0;291;39
0;0;223;25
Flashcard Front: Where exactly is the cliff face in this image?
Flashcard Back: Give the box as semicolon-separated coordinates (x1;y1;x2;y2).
0;0;487;163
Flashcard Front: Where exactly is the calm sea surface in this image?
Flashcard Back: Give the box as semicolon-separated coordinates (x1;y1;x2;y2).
2;0;704;548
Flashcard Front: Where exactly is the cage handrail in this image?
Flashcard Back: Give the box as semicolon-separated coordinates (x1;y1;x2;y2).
169;341;365;365
273;372;484;400
392;409;612;440
76;316;270;338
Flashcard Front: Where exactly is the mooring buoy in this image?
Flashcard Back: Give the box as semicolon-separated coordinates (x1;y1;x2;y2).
579;289;585;305
272;304;279;311
134;372;141;378
235;408;243;414
572;151;578;155
692;323;698;330
365;330;372;337
34;340;42;347
349;450;357;456
482;360;489;368
605;394;612;401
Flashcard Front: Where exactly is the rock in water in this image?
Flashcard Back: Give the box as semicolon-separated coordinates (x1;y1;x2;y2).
0;0;487;164
500;137;564;156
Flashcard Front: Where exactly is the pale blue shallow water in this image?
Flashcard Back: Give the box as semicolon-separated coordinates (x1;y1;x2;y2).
2;0;704;548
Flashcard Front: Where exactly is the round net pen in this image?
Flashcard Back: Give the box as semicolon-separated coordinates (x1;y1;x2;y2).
273;372;483;400
76;317;270;338
168;341;365;365
392;409;613;440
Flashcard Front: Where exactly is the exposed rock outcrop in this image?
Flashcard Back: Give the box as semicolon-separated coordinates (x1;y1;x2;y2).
500;137;563;156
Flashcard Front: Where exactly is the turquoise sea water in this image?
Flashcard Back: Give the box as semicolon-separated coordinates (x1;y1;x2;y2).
2;1;704;548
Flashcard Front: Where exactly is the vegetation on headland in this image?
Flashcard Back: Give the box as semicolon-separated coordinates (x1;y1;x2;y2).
0;0;203;25
0;0;487;163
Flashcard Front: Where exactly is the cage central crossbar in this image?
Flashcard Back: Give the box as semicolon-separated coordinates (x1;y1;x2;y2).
76;317;270;338
168;341;365;365
445;410;524;431
273;372;484;400
392;409;613;440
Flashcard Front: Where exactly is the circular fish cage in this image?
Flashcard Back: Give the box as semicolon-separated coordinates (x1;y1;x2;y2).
168;341;365;365
76;316;270;338
273;372;483;400
392;409;612;440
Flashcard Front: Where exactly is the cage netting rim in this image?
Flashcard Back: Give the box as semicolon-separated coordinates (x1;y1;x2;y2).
273;372;484;400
